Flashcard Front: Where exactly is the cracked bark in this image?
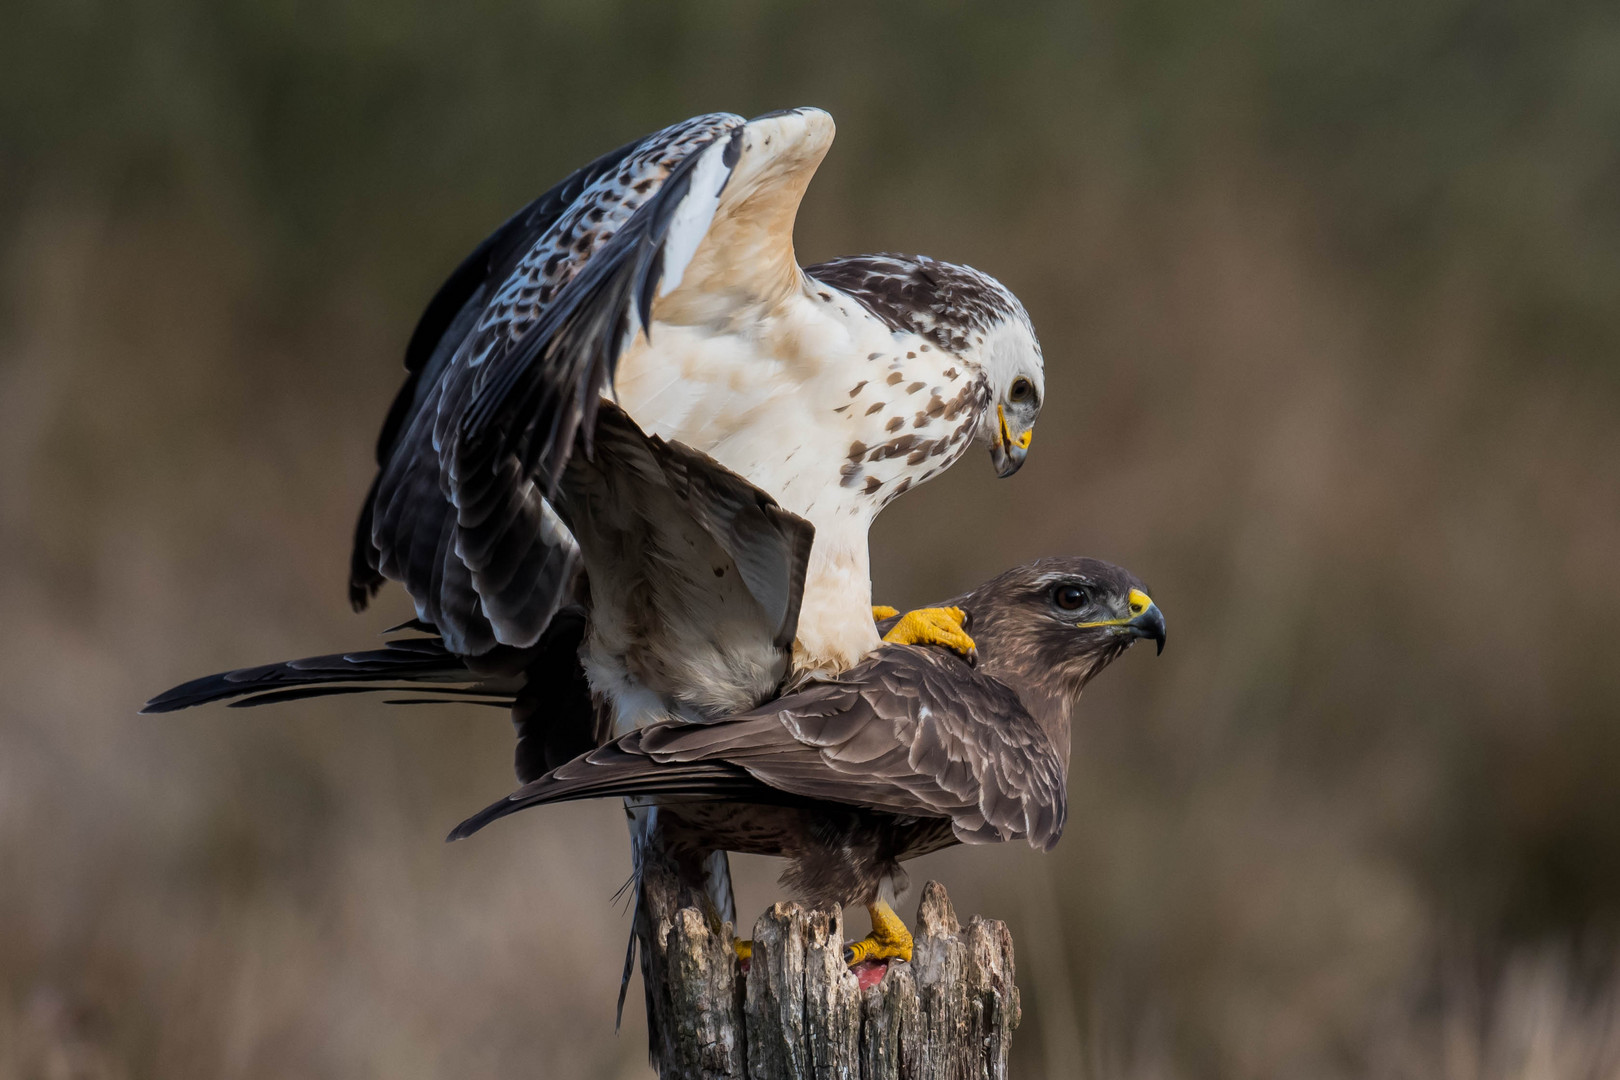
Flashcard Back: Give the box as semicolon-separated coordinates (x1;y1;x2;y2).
650;881;1020;1080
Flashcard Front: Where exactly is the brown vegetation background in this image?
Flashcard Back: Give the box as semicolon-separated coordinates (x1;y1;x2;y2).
4;2;1620;1076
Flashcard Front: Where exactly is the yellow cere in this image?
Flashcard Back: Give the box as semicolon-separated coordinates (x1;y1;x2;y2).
1015;428;1033;450
1076;589;1155;630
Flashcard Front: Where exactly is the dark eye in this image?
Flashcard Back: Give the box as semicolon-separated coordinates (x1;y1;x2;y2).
1053;584;1087;611
1009;377;1034;403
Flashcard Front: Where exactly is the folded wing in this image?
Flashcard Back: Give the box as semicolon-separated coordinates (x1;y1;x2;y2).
451;645;1067;851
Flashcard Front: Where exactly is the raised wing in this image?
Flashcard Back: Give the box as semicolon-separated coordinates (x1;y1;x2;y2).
452;645;1067;850
348;134;650;611
354;113;740;654
351;108;836;657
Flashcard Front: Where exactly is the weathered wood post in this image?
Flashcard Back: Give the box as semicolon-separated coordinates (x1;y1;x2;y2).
651;881;1021;1080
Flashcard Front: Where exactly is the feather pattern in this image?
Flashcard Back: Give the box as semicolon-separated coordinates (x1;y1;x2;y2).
356;113;747;653
450;644;1068;857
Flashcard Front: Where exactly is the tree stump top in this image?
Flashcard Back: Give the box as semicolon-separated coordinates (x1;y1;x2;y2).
658;882;1020;1080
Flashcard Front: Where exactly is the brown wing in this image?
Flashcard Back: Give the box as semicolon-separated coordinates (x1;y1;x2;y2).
450;645;1066;850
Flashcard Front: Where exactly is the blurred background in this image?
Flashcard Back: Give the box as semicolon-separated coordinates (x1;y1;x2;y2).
4;1;1619;1076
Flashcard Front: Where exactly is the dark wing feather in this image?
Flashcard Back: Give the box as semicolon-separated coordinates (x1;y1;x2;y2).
452;123;745;477
510;607;597;784
447;746;764;841
452;646;1067;851
350;136;646;610
355;113;747;654
732;649;1067;849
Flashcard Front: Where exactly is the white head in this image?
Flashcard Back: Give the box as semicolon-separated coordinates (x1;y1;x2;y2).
806;253;1046;477
964;305;1044;477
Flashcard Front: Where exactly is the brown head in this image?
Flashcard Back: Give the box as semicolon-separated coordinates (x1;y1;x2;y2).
951;556;1166;759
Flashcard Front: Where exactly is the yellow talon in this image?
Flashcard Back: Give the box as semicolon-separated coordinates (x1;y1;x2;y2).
881;605;976;661
733;939;752;962
871;605;900;621
843;900;914;965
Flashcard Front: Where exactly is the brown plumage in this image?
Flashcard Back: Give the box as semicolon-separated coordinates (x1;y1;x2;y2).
146;400;1163;915
449;557;1166;908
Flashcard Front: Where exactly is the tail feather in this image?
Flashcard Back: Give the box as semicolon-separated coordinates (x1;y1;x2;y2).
141;634;507;714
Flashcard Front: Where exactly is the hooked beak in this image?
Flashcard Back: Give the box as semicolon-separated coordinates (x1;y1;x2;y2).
1125;588;1167;655
990;404;1034;478
1073;587;1167;655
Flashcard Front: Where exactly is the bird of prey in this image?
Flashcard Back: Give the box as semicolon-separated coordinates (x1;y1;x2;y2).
147;106;1070;1008
146;405;1164;969
347;107;1046;679
449;555;1166;967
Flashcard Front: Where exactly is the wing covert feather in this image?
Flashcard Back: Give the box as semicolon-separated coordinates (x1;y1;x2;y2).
454;645;1067;850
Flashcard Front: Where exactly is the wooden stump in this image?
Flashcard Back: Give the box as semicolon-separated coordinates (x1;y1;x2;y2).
654;882;1020;1080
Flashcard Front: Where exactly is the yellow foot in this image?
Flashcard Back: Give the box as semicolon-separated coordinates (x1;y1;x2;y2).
880;605;976;662
871;605;900;621
843;900;914;965
733;939;752;962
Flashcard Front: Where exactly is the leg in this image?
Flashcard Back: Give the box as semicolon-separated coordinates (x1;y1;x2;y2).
703;848;737;930
842;899;914;964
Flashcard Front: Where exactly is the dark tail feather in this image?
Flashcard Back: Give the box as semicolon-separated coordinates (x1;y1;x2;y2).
141;634;509;714
617;855;644;1031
